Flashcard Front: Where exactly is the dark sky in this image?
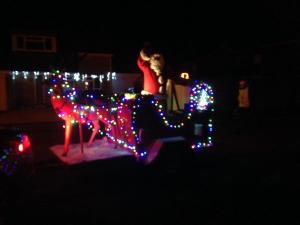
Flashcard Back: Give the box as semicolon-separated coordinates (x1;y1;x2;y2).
4;2;300;39
2;1;300;71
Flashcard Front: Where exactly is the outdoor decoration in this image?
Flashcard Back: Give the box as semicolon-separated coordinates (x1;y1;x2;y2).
45;70;214;161
11;71;116;82
9;66;214;163
137;49;165;95
180;72;190;80
48;73;119;156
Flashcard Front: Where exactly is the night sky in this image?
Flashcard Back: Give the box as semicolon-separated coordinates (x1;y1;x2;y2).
1;1;300;72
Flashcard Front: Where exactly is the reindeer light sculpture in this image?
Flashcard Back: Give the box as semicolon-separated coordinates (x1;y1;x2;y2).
49;73;118;156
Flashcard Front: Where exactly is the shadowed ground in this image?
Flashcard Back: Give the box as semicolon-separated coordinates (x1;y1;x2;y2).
0;110;292;225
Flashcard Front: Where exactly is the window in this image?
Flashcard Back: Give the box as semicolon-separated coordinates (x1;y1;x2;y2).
12;34;57;53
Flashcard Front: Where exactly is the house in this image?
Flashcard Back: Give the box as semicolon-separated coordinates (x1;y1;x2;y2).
0;30;141;111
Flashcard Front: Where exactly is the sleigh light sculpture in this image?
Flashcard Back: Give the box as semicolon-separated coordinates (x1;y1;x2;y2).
46;71;214;163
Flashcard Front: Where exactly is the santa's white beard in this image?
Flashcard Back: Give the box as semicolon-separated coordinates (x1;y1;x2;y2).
150;60;164;75
149;53;164;75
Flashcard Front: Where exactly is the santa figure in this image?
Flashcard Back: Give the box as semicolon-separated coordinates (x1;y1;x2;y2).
137;45;165;95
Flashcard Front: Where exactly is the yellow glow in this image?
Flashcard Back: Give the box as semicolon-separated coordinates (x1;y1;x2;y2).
124;93;136;100
180;72;189;80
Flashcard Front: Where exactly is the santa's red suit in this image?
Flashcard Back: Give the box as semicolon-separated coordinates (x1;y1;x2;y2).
137;55;160;95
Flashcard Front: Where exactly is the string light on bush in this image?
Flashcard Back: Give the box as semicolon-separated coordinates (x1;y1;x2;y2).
191;118;213;150
0;147;19;176
190;82;214;112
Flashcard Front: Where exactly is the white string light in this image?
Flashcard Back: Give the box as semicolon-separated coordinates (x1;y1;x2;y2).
112;72;116;80
74;73;80;81
99;74;104;83
23;71;28;79
10;71;117;81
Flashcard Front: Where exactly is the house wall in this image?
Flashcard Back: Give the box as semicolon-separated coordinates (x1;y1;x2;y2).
111;73;141;93
2;69;300;115
0;71;8;111
78;53;112;73
3;72;142;110
9;52;58;71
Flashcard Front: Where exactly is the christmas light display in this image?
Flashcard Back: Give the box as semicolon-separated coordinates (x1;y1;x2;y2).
190;82;214;112
0;147;19;176
0;132;32;176
47;71;214;160
49;73;114;156
191;118;213;150
180;72;190;80
11;70;117;82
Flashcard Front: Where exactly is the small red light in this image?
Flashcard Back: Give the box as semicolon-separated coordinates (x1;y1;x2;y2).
18;143;24;152
23;135;31;150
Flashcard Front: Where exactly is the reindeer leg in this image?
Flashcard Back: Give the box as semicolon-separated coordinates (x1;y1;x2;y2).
113;117;120;149
109;115;118;149
113;125;118;149
87;120;100;147
63;119;72;156
79;122;84;154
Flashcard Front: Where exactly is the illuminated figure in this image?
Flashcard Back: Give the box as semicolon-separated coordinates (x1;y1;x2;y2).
50;74;118;156
47;54;214;162
137;46;165;95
